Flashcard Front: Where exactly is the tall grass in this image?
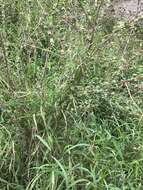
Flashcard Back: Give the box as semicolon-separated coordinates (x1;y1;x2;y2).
0;0;143;189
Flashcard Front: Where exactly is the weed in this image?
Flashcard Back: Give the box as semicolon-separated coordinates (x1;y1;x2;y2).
0;0;143;189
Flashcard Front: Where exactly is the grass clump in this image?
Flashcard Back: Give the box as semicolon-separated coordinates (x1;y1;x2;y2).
0;0;143;189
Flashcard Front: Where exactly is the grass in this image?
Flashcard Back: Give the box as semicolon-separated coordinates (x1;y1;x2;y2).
0;0;143;189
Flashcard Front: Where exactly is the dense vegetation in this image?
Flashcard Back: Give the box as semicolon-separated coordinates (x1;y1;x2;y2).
0;1;143;189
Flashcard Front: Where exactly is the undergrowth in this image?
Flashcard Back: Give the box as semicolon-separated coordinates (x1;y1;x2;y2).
0;0;143;189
